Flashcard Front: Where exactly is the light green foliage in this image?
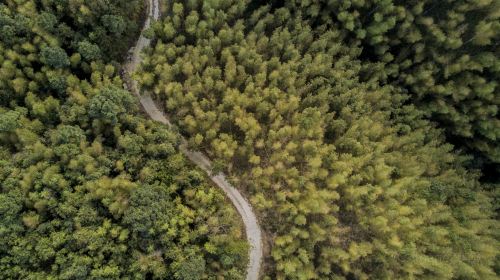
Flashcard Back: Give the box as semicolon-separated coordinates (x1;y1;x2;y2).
0;1;247;279
2;0;498;279
138;0;499;279
0;110;22;132
284;0;500;170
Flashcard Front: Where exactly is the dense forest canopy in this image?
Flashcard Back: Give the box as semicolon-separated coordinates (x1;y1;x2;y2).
1;0;499;279
0;0;247;279
137;0;499;279
282;0;500;179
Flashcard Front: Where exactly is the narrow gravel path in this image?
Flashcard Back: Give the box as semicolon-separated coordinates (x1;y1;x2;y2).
124;1;263;279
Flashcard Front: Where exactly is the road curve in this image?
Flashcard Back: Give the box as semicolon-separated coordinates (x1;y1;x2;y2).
124;1;263;279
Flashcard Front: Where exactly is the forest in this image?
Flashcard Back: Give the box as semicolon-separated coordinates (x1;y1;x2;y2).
0;0;247;279
137;0;499;279
1;0;499;279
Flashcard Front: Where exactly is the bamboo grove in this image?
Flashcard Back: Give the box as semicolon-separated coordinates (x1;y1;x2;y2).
137;0;499;279
0;0;499;279
0;0;247;279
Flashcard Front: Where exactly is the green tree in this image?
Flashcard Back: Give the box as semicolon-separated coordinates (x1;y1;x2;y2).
174;255;206;280
88;86;136;124
78;40;102;61
40;45;70;68
138;1;499;278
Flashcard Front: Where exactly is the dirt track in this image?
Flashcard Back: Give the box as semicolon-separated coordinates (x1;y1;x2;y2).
124;1;263;279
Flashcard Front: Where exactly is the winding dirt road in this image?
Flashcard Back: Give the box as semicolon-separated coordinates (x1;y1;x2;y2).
124;1;263;279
